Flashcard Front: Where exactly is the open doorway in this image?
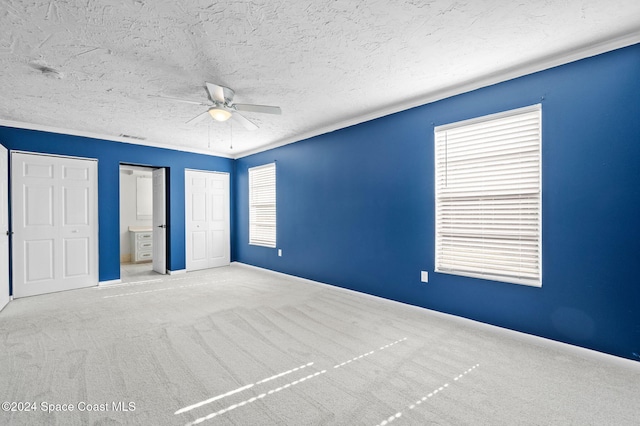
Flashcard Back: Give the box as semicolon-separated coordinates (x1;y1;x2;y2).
119;164;167;282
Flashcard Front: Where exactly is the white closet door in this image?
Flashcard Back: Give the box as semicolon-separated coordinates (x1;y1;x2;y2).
11;152;98;298
0;143;9;311
185;170;230;271
152;168;166;274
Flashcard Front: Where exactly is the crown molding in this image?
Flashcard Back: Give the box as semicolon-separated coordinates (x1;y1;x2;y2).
0;119;234;159
235;28;640;159
2;28;638;161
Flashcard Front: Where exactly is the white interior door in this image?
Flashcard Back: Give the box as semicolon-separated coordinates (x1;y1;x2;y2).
11;152;98;298
152;168;166;274
185;170;230;271
0;143;9;311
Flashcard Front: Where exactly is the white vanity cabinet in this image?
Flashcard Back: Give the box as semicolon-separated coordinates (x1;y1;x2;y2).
129;227;153;263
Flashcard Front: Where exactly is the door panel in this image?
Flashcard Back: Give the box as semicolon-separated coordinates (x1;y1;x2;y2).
26;185;54;225
26;239;54;281
211;230;225;258
212;194;224;220
64;238;89;277
208;174;228;267
12;152;98;298
192;193;206;221
185;170;230;271
152;168;166;274
192;177;206;188
63;187;89;225
25;162;53;178
0;143;9;311
191;231;207;260
62;165;88;180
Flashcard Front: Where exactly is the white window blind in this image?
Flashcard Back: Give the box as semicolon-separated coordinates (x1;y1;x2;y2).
434;105;542;287
249;163;276;248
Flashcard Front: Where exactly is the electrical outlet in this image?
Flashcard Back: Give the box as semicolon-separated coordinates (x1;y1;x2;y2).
278;249;282;257
421;271;429;283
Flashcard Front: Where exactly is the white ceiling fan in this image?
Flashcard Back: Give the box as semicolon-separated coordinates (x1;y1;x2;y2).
150;82;281;131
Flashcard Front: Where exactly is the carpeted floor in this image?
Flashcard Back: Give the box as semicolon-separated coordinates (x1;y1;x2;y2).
1;263;638;425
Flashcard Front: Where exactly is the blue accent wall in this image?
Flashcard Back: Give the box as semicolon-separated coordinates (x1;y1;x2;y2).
0;128;234;283
235;44;640;361
1;43;638;362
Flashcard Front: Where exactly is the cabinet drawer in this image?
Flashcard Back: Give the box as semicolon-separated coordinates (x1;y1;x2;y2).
137;241;153;250
136;232;152;241
136;251;153;261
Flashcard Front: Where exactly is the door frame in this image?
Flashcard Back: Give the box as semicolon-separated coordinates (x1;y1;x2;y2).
118;163;168;278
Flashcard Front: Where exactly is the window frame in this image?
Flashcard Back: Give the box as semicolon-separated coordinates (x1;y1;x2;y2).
248;162;277;248
434;104;542;287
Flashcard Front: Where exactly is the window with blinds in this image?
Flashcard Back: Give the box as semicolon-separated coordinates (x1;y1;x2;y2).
249;163;276;248
434;105;541;287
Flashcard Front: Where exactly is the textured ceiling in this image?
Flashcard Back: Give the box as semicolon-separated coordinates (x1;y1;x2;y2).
1;1;639;158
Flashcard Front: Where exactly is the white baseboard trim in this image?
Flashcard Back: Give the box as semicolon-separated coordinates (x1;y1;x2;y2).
231;262;640;369
168;269;187;275
232;262;331;288
99;279;122;286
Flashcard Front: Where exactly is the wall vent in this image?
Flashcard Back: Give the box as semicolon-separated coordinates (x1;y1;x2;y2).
119;134;146;141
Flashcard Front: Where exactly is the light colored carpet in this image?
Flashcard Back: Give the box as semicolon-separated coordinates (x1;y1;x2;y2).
1;263;638;425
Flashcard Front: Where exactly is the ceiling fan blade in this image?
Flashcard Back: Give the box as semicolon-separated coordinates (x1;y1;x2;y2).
233;104;282;115
186;110;211;124
230;112;258;131
205;82;234;104
148;94;209;106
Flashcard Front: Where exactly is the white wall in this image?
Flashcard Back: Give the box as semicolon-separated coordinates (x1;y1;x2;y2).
119;166;153;262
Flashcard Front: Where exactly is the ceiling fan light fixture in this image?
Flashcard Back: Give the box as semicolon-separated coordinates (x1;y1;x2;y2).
208;107;232;122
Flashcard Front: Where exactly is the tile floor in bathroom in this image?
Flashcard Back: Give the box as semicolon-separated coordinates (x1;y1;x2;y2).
119;261;162;283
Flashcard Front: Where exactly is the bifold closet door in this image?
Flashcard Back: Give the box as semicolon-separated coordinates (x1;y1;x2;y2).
185;170;230;271
11;152;98;298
